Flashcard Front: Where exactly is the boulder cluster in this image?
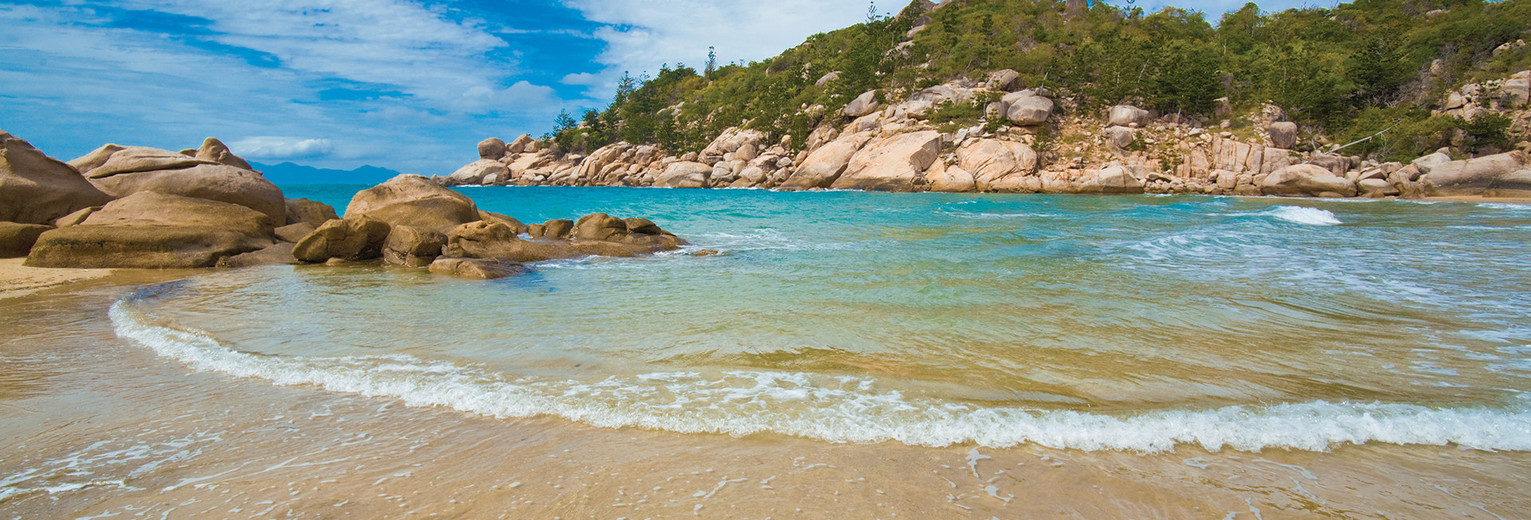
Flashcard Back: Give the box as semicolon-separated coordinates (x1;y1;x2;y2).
0;130;684;278
443;68;1531;200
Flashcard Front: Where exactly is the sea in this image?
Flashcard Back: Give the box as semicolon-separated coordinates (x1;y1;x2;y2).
3;186;1530;518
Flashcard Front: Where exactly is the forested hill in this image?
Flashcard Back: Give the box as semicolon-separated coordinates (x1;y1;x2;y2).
545;0;1531;162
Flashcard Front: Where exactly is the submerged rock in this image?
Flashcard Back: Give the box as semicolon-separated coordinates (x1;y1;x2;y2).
292;215;391;263
382;225;447;267
428;257;524;279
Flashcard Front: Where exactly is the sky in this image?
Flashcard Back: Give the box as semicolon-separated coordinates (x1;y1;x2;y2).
1;0;1318;176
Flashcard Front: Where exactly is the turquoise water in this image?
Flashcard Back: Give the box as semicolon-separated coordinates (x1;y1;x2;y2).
110;187;1531;452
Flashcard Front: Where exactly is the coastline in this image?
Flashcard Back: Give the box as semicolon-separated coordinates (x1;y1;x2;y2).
0;258;114;300
3;269;1529;518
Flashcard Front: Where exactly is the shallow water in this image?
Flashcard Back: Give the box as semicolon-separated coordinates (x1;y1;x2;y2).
4;188;1531;517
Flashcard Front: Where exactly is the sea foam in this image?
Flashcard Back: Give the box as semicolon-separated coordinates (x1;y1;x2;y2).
1264;206;1342;226
110;301;1531;453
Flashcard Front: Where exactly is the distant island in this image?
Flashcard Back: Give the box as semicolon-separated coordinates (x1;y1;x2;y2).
250;161;401;187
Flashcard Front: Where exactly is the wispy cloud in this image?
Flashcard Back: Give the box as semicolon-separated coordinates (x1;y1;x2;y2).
230;137;335;159
558;0;869;97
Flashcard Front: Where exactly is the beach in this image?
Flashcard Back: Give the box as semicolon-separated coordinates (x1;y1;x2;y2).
4;189;1530;518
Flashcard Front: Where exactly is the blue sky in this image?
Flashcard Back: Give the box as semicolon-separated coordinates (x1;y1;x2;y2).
1;0;1318;175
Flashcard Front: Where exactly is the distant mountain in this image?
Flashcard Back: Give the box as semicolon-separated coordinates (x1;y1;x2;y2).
250;161;401;186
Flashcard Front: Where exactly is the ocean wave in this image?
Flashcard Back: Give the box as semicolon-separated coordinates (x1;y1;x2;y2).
110;301;1531;454
1261;206;1342;226
1478;202;1531;211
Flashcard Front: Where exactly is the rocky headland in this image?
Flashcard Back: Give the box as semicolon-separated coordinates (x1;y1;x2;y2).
441;69;1531;200
0;130;684;279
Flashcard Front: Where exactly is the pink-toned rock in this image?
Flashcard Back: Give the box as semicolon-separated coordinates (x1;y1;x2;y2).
924;162;976;192
1422;152;1526;196
958;139;1038;192
1260;164;1358;197
655;161;712;188
830;131;941;192
780;132;874;190
1076;166;1145;194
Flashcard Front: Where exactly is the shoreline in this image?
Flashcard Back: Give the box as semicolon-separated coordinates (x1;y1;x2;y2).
3;271;1529;518
0;258;114;300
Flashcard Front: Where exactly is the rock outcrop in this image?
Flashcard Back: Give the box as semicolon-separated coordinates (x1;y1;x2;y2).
1260;164;1358;197
26;192;275;268
291;215;391;263
1423;152;1529;196
345;175;480;234
1;130;113;224
285;198;339;227
69;144;286;225
0;222;52;258
433;67;1527;201
830;131;941;191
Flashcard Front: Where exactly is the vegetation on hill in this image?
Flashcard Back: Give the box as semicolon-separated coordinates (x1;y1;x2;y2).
546;0;1531;163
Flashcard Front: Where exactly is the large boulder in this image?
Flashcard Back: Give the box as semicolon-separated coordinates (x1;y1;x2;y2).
1421;152;1527;197
477;138;507;160
1260;164;1358;197
382;225;447;267
958;139;1038;192
291;215;391;262
0;131;114;224
194;138;253;170
284;198;339;227
1003;91;1053;126
70;144;285;225
984;69;1021;91
842;90;881;117
1107;105;1150;127
1412;151;1453;175
831;131;941;191
345;175;480;234
25;192;275;268
573;212;627;241
506;134;534;154
441;159;510;186
924;162;976;192
0;222;52;258
428;257;524;279
654;162;712;188
780;132;874;190
1267;122;1298;149
70;144;203;177
1076;166;1145;194
478;210;528;234
445;216;682;263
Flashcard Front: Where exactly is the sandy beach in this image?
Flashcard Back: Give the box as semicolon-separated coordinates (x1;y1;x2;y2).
0;258;114;300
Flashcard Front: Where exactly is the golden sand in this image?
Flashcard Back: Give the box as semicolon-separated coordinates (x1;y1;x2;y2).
0;258;113;300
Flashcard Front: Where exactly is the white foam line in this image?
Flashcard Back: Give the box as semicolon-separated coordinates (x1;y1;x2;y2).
110;301;1531;454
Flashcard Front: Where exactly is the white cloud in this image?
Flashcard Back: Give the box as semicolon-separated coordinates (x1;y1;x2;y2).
229;137;335;159
81;0;555;114
559;0;870;97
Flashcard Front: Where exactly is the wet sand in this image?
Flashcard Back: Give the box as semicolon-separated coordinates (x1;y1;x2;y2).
0;258;113;300
2;274;1530;518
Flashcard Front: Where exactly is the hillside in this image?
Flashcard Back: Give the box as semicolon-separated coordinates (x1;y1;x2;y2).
441;0;1531;198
